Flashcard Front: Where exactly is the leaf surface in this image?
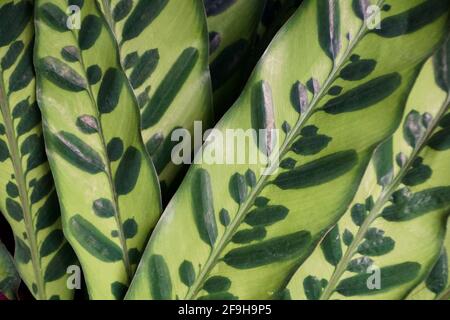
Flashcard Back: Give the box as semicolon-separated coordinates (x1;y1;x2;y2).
35;0;161;299
99;0;213;186
0;0;74;300
126;0;450;299
287;36;450;300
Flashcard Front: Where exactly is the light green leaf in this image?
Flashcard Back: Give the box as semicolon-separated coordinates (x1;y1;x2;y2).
35;0;161;300
126;0;450;300
0;0;75;300
99;0;213;186
287;36;450;300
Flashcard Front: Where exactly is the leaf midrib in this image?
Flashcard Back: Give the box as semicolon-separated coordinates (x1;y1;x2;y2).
0;71;46;300
184;4;381;299
320;94;450;300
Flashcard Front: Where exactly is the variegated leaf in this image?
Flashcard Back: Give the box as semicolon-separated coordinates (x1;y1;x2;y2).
126;0;450;300
35;0;161;299
98;0;213;186
286;36;450;300
0;0;75;300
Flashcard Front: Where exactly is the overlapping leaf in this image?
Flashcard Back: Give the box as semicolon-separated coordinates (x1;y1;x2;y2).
205;0;267;116
286;37;450;300
0;0;75;300
0;240;20;299
126;0;450;300
34;0;161;299
97;0;213;187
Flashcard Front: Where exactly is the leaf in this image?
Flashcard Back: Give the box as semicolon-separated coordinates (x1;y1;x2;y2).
287;36;450;300
126;0;450;300
35;0;161;300
98;0;212;186
0;1;73;300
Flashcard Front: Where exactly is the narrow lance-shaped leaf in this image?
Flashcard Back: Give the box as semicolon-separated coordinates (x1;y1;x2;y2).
35;0;161;300
98;0;213;186
0;0;75;300
126;0;450;300
287;36;450;300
